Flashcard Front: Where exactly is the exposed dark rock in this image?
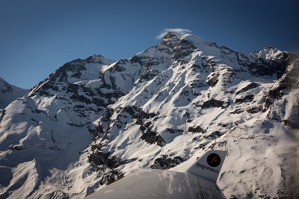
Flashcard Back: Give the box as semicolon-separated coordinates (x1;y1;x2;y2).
230;108;244;114
163;32;177;40
35;109;46;114
269;84;286;99
236;82;259;95
217;122;231;128
98;72;111;89
140;129;165;147
173;39;197;60
131;53;165;67
201;99;228;109
91;98;105;107
247;51;288;78
263;84;286;111
194;142;210;150
39;90;53;96
188;126;205;133
120;106;163;146
82;87;96;97
166;128;184;134
235;95;254;104
246;106;263;114
160;32;179;48
206;72;219;87
54;59;86;82
103;170;124;185
113;59;128;72
8;145;24;150
130;55;143;65
31;56;112;96
31;64;82;95
283;120;299;129
236;52;251;67
123;106;156;121
140;69;159;81
204;131;223;139
67;122;84;127
0;110;6;125
85;55;107;64
66;84;79;93
190;80;206;88
201;56;217;71
263;58;298;111
151;155;184;169
39;81;59;92
88;149;137;174
70;93;91;104
106;156;123;169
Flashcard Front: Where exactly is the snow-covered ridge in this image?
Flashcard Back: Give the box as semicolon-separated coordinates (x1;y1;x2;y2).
0;31;298;198
0;77;29;109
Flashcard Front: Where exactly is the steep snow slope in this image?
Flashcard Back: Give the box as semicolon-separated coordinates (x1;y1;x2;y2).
0;77;28;109
0;32;298;199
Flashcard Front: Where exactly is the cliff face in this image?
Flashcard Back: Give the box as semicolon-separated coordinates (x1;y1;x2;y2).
0;31;298;198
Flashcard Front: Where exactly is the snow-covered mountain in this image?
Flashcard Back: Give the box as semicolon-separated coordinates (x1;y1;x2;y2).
0;31;298;198
0;77;29;109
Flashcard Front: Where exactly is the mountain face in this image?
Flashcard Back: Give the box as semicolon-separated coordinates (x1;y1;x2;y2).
0;32;299;198
0;77;29;109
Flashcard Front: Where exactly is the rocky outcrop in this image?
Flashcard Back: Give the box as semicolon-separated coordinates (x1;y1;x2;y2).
248;48;288;78
151;155;184;169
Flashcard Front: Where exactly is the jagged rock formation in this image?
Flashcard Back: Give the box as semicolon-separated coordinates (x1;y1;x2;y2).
0;31;298;198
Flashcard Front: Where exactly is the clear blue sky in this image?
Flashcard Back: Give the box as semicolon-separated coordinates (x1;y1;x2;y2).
1;0;298;89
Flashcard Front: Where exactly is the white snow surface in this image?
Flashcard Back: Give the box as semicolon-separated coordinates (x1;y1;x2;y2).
0;77;29;109
0;32;298;199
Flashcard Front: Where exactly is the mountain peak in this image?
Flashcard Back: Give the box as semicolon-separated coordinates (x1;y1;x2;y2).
159;28;193;42
159;29;207;51
162;31;181;40
0;31;298;199
160;31;183;48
